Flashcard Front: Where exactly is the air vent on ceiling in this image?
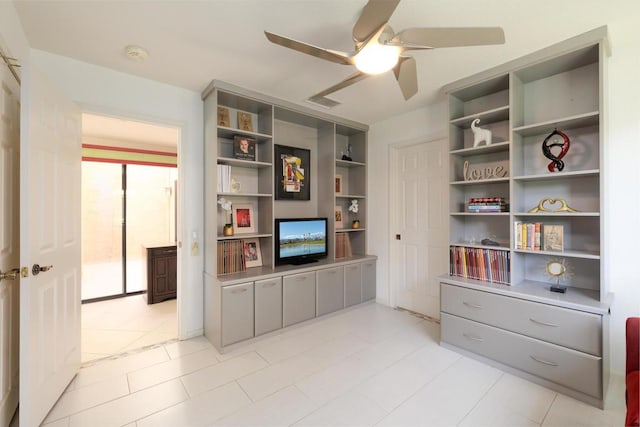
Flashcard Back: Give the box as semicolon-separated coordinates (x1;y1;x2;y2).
306;95;341;109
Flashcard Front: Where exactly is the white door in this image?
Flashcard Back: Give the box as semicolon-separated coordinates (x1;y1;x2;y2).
0;52;21;427
391;139;448;319
19;65;82;427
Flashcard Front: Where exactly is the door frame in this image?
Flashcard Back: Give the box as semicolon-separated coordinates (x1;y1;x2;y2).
388;134;447;309
80;106;186;339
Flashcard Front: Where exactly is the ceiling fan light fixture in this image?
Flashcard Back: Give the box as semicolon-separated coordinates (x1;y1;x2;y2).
354;43;399;75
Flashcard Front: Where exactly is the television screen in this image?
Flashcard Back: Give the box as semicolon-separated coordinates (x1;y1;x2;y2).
275;218;327;265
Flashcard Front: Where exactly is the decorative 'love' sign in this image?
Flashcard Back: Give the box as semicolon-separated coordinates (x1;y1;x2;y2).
542;129;570;172
463;161;508;181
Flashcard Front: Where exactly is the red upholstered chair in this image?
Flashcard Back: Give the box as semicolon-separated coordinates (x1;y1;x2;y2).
627;317;639;427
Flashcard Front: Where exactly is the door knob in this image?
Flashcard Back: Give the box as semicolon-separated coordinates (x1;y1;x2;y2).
0;268;20;281
32;264;53;276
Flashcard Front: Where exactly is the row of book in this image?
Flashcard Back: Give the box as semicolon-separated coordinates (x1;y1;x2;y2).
514;222;564;251
335;232;353;259
450;245;510;284
467;197;508;213
217;164;232;193
217;239;246;275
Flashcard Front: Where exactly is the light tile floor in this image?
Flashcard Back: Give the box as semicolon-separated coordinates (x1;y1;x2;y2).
81;294;177;363
39;303;625;427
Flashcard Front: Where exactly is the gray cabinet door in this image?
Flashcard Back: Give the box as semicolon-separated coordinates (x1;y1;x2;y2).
344;263;362;307
222;282;254;346
255;277;283;336
316;266;344;316
361;260;376;301
283;272;316;327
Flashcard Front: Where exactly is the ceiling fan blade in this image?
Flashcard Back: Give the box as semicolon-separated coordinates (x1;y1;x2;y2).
391;27;505;48
264;31;354;65
393;56;418;100
352;0;401;44
310;72;370;99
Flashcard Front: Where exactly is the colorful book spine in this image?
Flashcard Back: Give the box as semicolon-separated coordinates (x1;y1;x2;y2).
449;245;510;285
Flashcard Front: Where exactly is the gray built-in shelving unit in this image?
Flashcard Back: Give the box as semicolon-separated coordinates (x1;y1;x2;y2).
202;81;375;352
439;26;612;408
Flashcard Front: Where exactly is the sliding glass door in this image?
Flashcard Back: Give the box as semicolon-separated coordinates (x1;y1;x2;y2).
81;162;177;302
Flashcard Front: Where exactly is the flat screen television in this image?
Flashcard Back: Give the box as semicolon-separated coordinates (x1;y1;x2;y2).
275;218;328;265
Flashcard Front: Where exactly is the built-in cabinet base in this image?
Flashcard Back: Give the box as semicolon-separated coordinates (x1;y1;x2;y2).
205;256;376;353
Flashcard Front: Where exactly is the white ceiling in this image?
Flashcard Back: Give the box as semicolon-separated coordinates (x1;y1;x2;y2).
13;0;636;126
82;113;179;147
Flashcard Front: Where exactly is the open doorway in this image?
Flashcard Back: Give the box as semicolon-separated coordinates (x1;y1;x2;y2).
80;113;180;363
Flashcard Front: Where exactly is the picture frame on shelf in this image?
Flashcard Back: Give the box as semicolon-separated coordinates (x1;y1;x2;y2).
242;238;262;268
334;206;344;229
335;174;343;195
232;204;256;234
233;135;256;161
237;111;254;132
543;224;564;252
217;106;230;127
274;144;310;200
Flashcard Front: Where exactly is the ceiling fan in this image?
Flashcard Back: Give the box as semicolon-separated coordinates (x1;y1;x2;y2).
264;0;505;102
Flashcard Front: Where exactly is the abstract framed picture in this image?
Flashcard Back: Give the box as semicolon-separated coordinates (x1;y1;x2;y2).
274;144;310;200
232;203;256;234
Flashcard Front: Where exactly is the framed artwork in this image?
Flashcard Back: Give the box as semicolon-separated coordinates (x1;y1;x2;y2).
243;238;262;268
232;204;256;234
233;135;256;161
543;224;564;251
335;174;343;195
217;106;230;127
237;111;254;132
334;206;344;229
275;144;310;200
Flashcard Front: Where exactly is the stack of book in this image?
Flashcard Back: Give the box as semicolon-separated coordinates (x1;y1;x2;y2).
449;245;510;285
467;197;508;213
217;164;232;193
217;240;246;275
335;233;352;259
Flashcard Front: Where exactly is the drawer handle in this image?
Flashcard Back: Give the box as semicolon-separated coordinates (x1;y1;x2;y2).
530;355;558;367
463;333;484;342
463;301;483;309
231;288;248;294
529;318;559;328
262;282;277;288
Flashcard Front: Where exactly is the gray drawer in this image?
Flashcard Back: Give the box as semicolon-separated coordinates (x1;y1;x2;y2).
441;284;602;356
283;272;316;327
222;282;254;346
441;313;602;398
316;266;344;316
255;277;282;336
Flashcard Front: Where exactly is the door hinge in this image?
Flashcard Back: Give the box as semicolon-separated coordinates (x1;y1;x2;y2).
21;267;29;278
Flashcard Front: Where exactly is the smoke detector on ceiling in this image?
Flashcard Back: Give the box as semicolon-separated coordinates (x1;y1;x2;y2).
124;45;149;61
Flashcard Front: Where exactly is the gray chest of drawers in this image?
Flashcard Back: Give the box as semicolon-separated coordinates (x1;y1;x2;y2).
440;280;610;408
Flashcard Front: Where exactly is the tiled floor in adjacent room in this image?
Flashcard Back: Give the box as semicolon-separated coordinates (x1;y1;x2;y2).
81;294;177;363
42;303;625;426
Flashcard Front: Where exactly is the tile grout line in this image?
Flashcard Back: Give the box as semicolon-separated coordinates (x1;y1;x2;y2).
455;371;505;426
540;392;559;426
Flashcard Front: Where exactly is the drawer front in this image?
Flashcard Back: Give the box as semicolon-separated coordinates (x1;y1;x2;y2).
344;263;362;307
441;313;602;398
222;282;255;346
283;272;316;327
441;284;602;355
316;267;344;316
255;277;283;336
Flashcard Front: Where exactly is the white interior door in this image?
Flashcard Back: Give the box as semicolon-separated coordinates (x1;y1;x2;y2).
391;139;448;319
19;65;81;427
0;54;21;427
